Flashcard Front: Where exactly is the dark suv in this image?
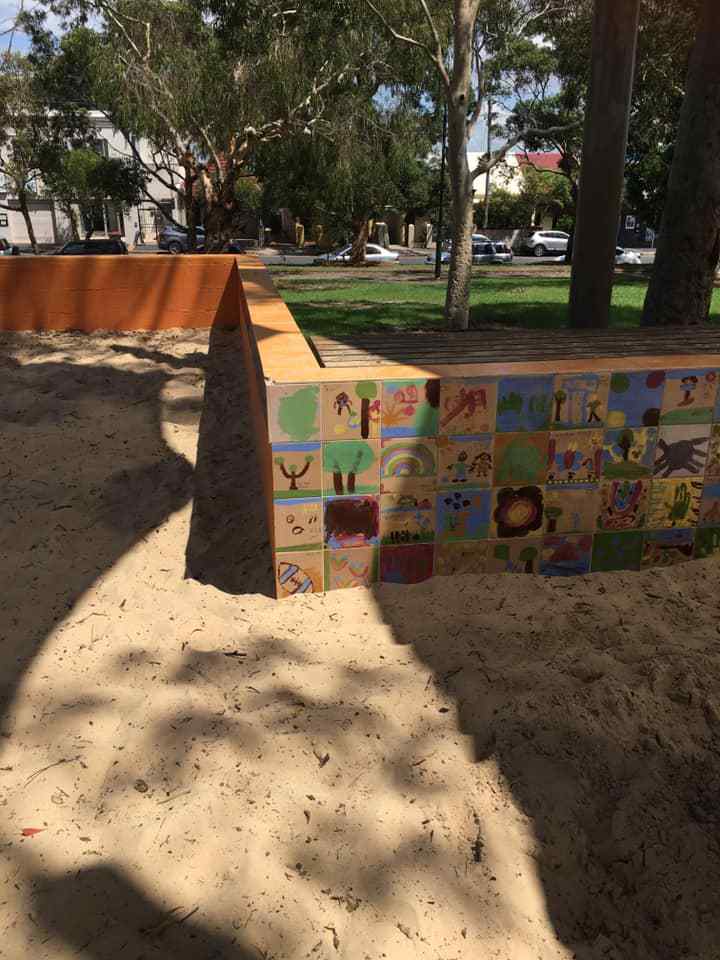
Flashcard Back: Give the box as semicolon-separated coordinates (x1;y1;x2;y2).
0;238;20;255
55;238;128;255
158;224;206;254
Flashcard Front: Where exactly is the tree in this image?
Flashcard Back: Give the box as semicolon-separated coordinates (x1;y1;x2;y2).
0;52;86;252
642;0;720;326
365;0;578;329
617;429;635;462
322;441;376;495
29;0;373;250
43;146;147;239
356;382;378;438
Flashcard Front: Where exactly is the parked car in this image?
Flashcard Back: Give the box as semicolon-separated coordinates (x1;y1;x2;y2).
616;246;642;265
158;224;206;254
525;229;570;257
425;241;513;265
55;238;128;255
0;238;20;255
313;243;400;264
473;241;513;265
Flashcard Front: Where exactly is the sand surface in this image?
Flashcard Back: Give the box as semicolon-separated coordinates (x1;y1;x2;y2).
2;327;720;960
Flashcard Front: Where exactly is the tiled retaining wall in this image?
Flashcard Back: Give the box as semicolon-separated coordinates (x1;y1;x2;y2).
266;369;720;596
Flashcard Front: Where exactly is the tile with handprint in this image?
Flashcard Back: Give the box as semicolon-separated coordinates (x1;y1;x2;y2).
647;478;703;529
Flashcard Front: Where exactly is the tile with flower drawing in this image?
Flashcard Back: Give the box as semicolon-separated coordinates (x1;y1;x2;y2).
381;380;440;438
436;489;491;543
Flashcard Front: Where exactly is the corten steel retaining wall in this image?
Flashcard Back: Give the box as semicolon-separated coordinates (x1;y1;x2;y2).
0;254;240;332
233;261;720;597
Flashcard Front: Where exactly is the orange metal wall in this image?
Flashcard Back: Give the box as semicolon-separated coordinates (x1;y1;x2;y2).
0;254;239;332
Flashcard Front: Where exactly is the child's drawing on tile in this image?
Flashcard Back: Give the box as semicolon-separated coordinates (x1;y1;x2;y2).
541;535;593;576
706;424;720;478
322;440;379;496
546;430;603;484
543;485;598;534
602;427;657;479
437;489;491;542
660;369;718;425
276;551;323;597
695;526;720;559
486;539;542;574
642;529;695;568
324;547;378;590
653;425;710;478
274;499;323;551
491;485;544;538
496;375;553;432
647;479;703;529
380;439;437;493
381;380;440;437
606;370;665;428
597;479;649;530
493;432;548;485
269;384;320;442
439;379;497;435
434;541;488;576
272;443;321;498
322;381;380;439
324;496;379;549
380;493;436;545
551;374;609;429
380;544;435;584
591;532;644;572
437;435;493;488
699;482;720;527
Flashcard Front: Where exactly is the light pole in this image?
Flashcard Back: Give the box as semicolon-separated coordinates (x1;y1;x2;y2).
434;103;448;280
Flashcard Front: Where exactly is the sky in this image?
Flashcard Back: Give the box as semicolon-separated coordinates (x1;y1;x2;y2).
0;0;63;52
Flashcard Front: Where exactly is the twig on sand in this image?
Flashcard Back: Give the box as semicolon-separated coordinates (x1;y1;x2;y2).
24;756;79;787
140;904;199;937
157;788;192;805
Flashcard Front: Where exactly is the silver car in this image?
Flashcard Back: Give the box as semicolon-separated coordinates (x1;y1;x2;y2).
526;229;570;257
472;241;513;264
313;243;399;264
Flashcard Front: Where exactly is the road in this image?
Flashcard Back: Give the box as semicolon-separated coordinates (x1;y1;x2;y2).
257;252;655;268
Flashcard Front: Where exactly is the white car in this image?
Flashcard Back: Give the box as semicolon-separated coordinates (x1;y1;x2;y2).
525;229;570;257
313;243;399;264
616;246;642;265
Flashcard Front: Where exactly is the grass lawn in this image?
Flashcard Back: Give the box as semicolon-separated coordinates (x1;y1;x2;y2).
273;265;720;338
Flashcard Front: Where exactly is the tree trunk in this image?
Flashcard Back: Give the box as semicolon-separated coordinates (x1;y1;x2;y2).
444;1;477;331
349;219;369;265
642;0;720;326
569;0;641;328
333;471;344;496
18;188;39;254
347;472;357;494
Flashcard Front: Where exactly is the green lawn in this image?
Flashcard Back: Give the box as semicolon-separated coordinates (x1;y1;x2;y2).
274;267;720;338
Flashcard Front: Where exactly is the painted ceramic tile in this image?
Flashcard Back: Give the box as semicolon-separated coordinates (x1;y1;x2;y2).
706;424;720;479
493;432;549;485
268;384;320;443
607;370;665;428
439;379;497;435
486;538;542;574
698;482;720;527
381;380;440;438
694;526;720;559
324;496;379;549
496;375;554;433
437;435;493;489
491;485;545;539
274;498;323;551
602;427;658;479
543;485;599;534
380;544;435;584
380;438;437;493
437;489;491;542
550;374;609;429
597;479;650;530
272;443;322;499
660;369;718;425
653;424;710;478
434;541;488;576
322;439;380;496
541;534;593;576
380;492;436;546
322;381;380;440
641;529;695;569
547;430;603;484
591;531;644;572
276;550;323;597
647;478;703;529
324;546;378;590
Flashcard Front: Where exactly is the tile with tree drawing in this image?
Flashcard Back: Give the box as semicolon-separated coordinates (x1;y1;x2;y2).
550;373;609;429
486;538;542;574
272;443;322;499
267;383;320;443
602;427;657;479
322;439;379;496
322;381;380;439
496;375;554;432
543;485;598;534
493;432;548;485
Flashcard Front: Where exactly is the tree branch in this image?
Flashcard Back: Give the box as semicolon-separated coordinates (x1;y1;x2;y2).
364;0;449;88
472;122;581;176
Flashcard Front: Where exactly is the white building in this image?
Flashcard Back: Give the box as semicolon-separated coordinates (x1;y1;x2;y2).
0;111;185;249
